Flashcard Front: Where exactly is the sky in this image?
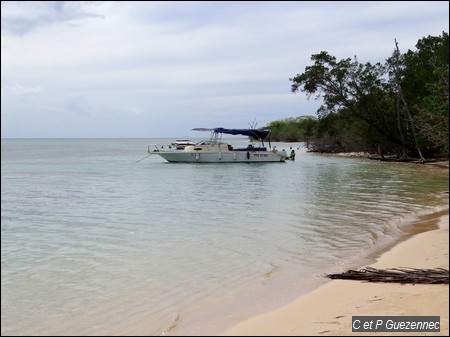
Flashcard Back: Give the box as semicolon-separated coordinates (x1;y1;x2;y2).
1;1;449;138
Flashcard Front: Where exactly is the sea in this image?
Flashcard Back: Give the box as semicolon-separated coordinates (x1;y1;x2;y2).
1;138;449;336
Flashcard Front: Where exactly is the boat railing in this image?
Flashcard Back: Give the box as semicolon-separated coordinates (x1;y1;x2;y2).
148;144;178;153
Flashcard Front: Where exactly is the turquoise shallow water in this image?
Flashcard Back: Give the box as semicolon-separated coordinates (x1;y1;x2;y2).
1;138;448;336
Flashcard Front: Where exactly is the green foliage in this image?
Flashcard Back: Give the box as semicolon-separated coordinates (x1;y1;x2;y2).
415;64;449;157
266;117;319;144
401;32;449;158
273;32;449;159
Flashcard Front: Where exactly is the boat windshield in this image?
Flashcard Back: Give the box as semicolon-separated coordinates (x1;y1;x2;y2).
197;140;217;146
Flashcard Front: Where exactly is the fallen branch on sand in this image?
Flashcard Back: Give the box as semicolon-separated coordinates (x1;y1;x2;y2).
326;267;449;284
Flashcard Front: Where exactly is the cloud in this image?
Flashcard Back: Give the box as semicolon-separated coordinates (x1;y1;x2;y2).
64;95;89;116
1;1;104;36
1;1;448;138
1;84;43;96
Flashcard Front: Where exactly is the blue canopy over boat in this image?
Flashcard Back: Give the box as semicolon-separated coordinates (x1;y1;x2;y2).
193;127;271;140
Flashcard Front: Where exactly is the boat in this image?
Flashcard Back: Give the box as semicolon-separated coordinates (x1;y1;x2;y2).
171;139;196;150
148;127;287;163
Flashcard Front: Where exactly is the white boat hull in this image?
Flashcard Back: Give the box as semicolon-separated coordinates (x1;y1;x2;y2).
155;150;285;163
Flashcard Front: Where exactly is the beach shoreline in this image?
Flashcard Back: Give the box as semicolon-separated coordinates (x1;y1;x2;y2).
222;204;449;336
166;161;449;336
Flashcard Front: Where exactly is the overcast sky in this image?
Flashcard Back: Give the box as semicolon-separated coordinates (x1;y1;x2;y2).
1;1;448;138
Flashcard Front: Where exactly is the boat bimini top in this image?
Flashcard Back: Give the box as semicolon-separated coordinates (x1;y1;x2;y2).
192;127;272;145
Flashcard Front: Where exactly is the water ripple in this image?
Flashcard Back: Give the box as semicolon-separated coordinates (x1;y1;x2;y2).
2;139;448;336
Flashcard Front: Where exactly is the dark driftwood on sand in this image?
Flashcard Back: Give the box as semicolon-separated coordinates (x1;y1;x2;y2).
326;267;449;284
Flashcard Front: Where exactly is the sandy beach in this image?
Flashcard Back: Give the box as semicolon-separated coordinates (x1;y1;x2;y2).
223;205;449;336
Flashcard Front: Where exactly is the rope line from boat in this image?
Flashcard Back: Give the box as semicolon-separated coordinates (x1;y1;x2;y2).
136;153;153;163
136;145;156;163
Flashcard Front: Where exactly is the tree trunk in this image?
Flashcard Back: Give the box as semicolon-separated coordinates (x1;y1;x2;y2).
394;39;426;162
396;91;409;160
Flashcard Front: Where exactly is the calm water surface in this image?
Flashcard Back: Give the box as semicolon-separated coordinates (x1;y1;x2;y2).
1;139;448;336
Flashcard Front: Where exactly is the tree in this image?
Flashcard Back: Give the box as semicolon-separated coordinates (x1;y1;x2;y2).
400;32;449;158
387;39;425;161
290;52;414;153
289;32;450;160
